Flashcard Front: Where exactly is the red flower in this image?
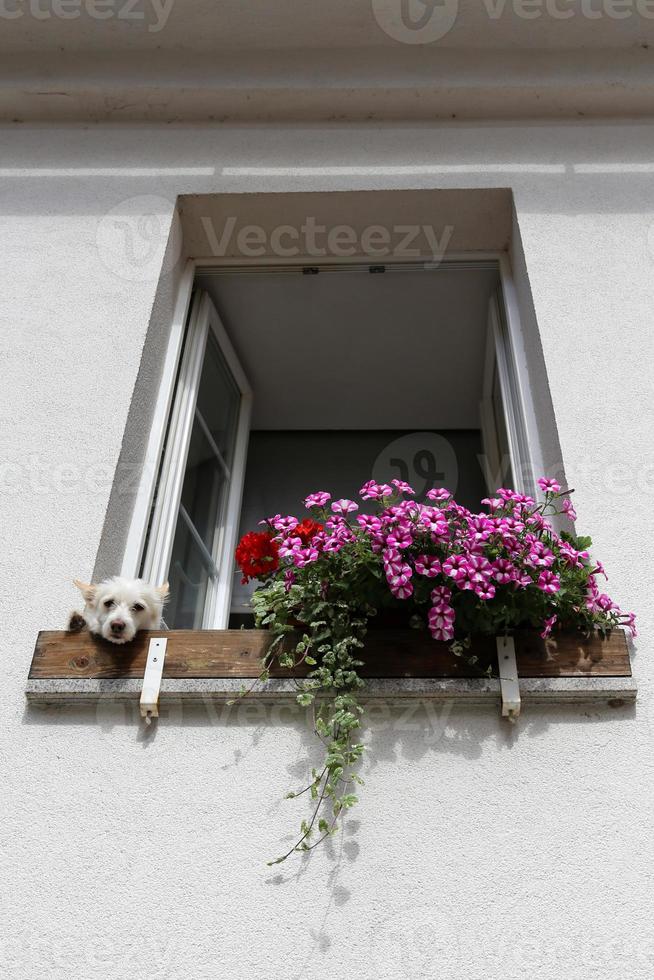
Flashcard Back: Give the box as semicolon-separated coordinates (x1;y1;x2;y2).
235;531;280;584
293;518;323;545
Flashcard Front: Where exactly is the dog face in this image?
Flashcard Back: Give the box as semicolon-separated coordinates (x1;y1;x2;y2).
74;577;169;644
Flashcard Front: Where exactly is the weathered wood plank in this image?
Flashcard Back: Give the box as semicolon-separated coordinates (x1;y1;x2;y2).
29;628;631;680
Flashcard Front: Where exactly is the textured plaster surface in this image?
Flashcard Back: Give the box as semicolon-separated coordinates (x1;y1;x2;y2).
3;4;654;121
2;121;654;980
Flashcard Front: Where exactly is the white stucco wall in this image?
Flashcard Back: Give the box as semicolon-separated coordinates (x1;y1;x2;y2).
2;121;653;980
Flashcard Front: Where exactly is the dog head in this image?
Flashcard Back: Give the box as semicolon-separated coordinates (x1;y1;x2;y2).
74;576;169;644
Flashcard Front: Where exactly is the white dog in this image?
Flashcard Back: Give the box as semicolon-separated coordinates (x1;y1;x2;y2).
69;576;169;644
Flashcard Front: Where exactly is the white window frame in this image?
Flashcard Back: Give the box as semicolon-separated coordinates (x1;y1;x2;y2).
480;288;536;497
122;252;542;622
135;285;252;628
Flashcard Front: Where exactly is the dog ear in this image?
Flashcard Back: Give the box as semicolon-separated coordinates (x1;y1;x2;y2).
156;582;170;601
73;579;97;603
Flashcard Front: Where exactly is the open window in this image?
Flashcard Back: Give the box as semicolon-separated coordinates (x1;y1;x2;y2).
479;290;533;497
140;292;252;628
139;260;536;629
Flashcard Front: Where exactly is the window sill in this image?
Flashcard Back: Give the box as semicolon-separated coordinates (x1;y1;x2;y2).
26;628;636;707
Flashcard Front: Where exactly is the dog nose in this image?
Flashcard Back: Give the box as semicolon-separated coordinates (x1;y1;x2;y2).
111;620;126;633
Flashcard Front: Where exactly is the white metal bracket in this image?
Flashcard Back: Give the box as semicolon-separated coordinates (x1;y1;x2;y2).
496;635;521;722
140;637;167;724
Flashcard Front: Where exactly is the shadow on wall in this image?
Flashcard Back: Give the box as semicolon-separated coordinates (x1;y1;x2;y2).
22;695;635;751
20;695;637;973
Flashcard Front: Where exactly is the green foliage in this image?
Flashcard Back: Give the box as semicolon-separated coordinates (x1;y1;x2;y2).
243;486;633;863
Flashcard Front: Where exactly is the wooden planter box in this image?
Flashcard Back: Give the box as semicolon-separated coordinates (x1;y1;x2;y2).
26;627;636;706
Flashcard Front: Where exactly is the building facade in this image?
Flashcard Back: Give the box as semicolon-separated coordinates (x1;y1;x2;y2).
2;4;654;978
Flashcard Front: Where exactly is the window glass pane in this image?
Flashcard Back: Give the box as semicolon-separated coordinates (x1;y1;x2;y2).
166;328;241;628
491;363;514;488
167;518;213;629
196;330;240;467
181;422;229;552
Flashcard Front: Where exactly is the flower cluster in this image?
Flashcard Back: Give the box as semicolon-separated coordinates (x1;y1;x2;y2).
239;477;635;641
235;530;280;584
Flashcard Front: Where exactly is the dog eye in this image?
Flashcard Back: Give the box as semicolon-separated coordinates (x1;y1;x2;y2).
104;599;115;609
132;602;145;613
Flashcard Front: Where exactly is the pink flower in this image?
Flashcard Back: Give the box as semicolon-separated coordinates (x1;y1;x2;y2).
426;487;452;503
270;515;299;533
476;585;496;600
537;476;561;494
540;614;557;638
537;570;561;594
419;508;449;539
622;612;637;637
559;542;588;568
497;488;535;507
468;516;494;543
386;557;414;599
415;555;441;577
428;603;455;641
278;536;303;559
458;555;493;593
291;545;320;567
386;563;413;589
383;549;403;577
385;528;413;550
331;498;358;515
526;540;555;568
359;480;393;500
562;497;577;521
391;478;415;496
283;569;296;592
493;559;517;584
357;514;383;534
443;554;469;582
304;491;331;509
323;537;345;553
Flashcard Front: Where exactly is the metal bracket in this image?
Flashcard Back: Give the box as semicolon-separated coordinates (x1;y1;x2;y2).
496;635;521;722
140;637;167;724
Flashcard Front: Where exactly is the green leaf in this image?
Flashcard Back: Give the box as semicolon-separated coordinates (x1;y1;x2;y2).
340;794;359;809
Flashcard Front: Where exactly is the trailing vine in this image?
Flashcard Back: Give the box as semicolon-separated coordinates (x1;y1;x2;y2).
234;479;635;863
